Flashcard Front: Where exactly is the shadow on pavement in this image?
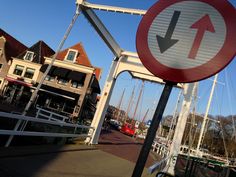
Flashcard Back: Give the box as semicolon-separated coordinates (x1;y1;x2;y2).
0;145;96;177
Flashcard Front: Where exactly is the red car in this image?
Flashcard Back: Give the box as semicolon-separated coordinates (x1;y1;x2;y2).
120;123;135;136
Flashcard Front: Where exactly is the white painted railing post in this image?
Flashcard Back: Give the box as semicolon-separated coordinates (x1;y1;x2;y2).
85;57;121;144
167;83;197;175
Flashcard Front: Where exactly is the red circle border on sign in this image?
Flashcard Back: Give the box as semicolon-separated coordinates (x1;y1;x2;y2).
136;0;236;83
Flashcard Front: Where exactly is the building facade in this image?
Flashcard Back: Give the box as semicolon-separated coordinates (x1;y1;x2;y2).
3;40;55;107
0;29;27;97
37;43;101;122
0;29;101;123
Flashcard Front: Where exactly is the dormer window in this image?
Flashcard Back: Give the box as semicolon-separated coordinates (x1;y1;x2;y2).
24;51;34;61
65;49;78;62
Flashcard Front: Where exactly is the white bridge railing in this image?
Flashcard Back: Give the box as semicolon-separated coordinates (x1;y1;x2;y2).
147;140;170;174
0;111;94;146
35;107;70;123
152;141;169;158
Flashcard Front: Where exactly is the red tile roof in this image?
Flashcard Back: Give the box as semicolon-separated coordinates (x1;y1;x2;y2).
94;67;102;81
55;43;92;67
17;40;55;64
0;28;27;60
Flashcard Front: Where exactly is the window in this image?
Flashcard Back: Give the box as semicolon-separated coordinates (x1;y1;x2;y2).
65;49;78;62
24;51;34;61
45;75;55;81
24;68;35;79
63;100;76;114
57;78;68;85
13;65;24;76
71;81;83;88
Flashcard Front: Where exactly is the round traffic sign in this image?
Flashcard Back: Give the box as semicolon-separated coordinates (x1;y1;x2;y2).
136;0;236;83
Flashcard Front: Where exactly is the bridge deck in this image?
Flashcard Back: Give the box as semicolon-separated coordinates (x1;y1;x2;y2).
0;129;158;177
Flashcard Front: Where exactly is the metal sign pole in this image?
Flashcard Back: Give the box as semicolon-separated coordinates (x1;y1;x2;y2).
132;82;175;177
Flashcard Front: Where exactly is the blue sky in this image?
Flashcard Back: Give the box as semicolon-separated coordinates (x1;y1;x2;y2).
1;0;236;120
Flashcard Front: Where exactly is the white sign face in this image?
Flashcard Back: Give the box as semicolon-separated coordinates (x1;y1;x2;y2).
136;0;236;83
147;1;226;69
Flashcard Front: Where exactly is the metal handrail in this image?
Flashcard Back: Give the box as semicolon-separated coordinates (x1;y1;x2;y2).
0;111;92;129
0;130;90;138
0;111;94;146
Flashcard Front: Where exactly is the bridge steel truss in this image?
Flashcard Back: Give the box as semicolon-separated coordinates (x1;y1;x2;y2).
74;1;199;176
75;0;180;145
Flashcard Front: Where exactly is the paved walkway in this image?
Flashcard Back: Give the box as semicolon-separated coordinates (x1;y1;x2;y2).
98;129;159;167
0;144;156;177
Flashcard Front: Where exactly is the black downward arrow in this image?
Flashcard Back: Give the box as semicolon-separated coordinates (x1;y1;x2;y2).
157;11;181;53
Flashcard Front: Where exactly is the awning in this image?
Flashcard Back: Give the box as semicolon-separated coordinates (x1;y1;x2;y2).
67;71;86;83
37;88;75;100
53;67;71;78
40;64;57;75
91;78;101;94
39;85;80;100
5;76;32;87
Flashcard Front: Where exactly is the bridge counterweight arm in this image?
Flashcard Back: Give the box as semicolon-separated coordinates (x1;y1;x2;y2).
77;1;146;15
81;6;122;57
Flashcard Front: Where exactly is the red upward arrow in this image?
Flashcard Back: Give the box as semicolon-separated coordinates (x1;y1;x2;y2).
188;14;215;59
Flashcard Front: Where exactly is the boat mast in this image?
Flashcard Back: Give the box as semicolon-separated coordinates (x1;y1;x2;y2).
115;88;125;121
196;74;218;156
141;108;149;123
132;80;145;122
125;86;135;122
166;89;183;144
